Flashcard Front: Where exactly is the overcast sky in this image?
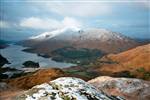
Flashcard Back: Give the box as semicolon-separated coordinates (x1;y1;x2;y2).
0;0;150;40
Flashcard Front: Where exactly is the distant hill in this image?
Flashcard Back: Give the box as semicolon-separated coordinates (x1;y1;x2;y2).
134;38;150;44
0;39;10;49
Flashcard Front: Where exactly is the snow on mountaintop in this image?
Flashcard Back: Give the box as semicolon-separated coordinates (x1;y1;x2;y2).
16;77;124;100
29;27;127;42
29;26;81;40
83;28;125;41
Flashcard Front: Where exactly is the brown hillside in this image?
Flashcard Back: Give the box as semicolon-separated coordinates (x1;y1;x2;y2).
6;68;65;89
95;44;150;80
5;68;90;90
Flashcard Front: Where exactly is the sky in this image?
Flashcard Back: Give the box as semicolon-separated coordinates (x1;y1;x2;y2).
0;0;150;41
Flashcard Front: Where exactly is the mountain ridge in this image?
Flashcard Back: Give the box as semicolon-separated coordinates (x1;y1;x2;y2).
20;28;140;54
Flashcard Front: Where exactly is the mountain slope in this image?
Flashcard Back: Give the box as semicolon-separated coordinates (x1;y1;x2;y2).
94;44;150;80
6;68;65;89
21;28;139;54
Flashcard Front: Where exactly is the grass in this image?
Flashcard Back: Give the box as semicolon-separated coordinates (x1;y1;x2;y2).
136;67;145;73
64;69;98;79
136;67;150;80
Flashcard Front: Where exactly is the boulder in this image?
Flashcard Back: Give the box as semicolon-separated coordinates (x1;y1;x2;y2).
16;77;124;100
89;76;150;100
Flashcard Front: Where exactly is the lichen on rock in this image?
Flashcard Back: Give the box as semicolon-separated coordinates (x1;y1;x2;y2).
89;76;150;100
16;77;124;100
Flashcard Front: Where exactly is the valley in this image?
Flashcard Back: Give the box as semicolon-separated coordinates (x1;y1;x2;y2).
1;28;149;81
11;27;149;81
1;1;150;99
0;37;150;100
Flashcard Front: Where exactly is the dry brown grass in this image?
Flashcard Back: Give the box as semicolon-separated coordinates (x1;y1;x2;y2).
6;68;65;89
96;44;150;79
0;89;24;100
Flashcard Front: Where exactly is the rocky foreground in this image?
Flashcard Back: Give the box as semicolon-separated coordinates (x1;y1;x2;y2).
89;76;150;100
16;77;123;100
1;76;150;100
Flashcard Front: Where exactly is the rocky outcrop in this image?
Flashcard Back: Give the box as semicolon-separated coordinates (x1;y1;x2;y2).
16;77;124;100
88;76;150;100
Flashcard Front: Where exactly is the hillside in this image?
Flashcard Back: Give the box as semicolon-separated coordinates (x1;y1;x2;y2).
6;68;65;89
94;44;150;80
5;68;93;90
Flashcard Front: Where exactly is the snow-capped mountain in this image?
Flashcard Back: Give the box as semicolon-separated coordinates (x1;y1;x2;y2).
29;27;128;42
21;27;139;54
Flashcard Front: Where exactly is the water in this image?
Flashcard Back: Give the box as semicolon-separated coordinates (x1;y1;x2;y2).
0;44;75;69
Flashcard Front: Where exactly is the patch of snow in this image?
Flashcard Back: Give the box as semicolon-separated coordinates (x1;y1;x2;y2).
29;26;80;40
82;29;125;41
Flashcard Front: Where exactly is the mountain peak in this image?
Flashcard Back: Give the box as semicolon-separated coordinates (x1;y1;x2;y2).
29;26;81;40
